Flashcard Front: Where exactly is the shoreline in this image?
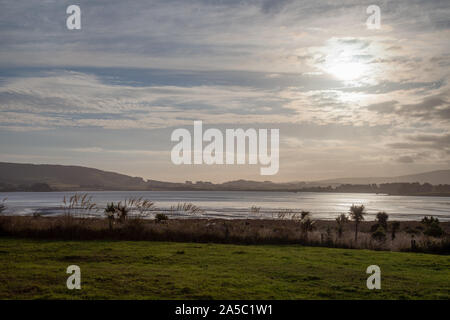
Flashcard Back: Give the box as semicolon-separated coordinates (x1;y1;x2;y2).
2;189;450;196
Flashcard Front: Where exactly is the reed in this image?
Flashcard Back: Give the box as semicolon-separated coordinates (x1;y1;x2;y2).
0;193;448;254
0;215;448;254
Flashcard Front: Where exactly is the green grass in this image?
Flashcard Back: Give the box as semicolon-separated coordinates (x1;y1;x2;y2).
0;238;448;299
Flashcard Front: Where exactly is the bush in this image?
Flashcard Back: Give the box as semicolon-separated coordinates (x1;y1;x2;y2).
423;221;444;238
421;216;445;238
155;213;168;223
376;212;389;229
404;226;420;235
335;213;349;238
390;221;400;240
116;202;129;222
371;225;387;242
421;216;439;226
104;202;116;230
294;211;315;242
371;212;389;233
32;211;42;218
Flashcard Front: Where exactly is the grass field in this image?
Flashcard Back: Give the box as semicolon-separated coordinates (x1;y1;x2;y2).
0;238;449;299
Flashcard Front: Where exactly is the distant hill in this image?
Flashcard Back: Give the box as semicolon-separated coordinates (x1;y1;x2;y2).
316;170;450;186
0;162;148;191
1;162;449;192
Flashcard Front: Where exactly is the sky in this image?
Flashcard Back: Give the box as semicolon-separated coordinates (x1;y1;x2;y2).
0;0;449;183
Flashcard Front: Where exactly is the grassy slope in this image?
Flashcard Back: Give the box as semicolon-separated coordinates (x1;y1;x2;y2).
0;238;448;299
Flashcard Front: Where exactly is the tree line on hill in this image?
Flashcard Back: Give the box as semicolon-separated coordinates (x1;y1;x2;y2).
300;182;450;195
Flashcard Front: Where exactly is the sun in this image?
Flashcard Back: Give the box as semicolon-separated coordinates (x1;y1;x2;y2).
313;38;375;83
327;61;368;81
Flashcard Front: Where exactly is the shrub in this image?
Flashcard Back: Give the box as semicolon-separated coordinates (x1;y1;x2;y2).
155;213;168;223
32;211;42;218
404;226;420;235
335;213;349;238
421;216;439;226
116;202;130;222
292;211;315;241
390;221;400;240
104;202;116;230
421;216;444;238
423;221;444;238
371;225;387;242
370;212;389;233
376;211;389;229
324;226;333;245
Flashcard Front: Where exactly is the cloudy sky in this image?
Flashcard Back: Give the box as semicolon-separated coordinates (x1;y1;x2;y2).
0;0;449;182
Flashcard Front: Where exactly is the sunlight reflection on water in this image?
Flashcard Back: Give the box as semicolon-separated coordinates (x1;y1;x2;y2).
0;191;449;221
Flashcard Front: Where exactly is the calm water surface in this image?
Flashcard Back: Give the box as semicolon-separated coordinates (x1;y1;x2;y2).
1;191;449;221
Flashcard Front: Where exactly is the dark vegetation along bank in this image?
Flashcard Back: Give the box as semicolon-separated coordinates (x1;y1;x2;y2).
0;194;448;254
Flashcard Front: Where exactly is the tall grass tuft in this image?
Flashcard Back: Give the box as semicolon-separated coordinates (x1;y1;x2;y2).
275;209;295;219
62;193;98;218
0;198;6;215
169;203;204;216
249;206;261;218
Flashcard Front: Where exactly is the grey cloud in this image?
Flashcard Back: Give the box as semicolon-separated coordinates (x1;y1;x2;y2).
396;156;414;163
340;80;442;95
366;93;450;122
430;54;450;67
402;96;447;112
388;142;421;150
367;100;398;114
397;94;450;120
260;0;292;14
386;46;402;51
336;38;371;50
410;133;450;147
387;133;450;152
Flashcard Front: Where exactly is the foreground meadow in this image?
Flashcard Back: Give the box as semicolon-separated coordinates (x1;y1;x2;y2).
0;238;448;299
